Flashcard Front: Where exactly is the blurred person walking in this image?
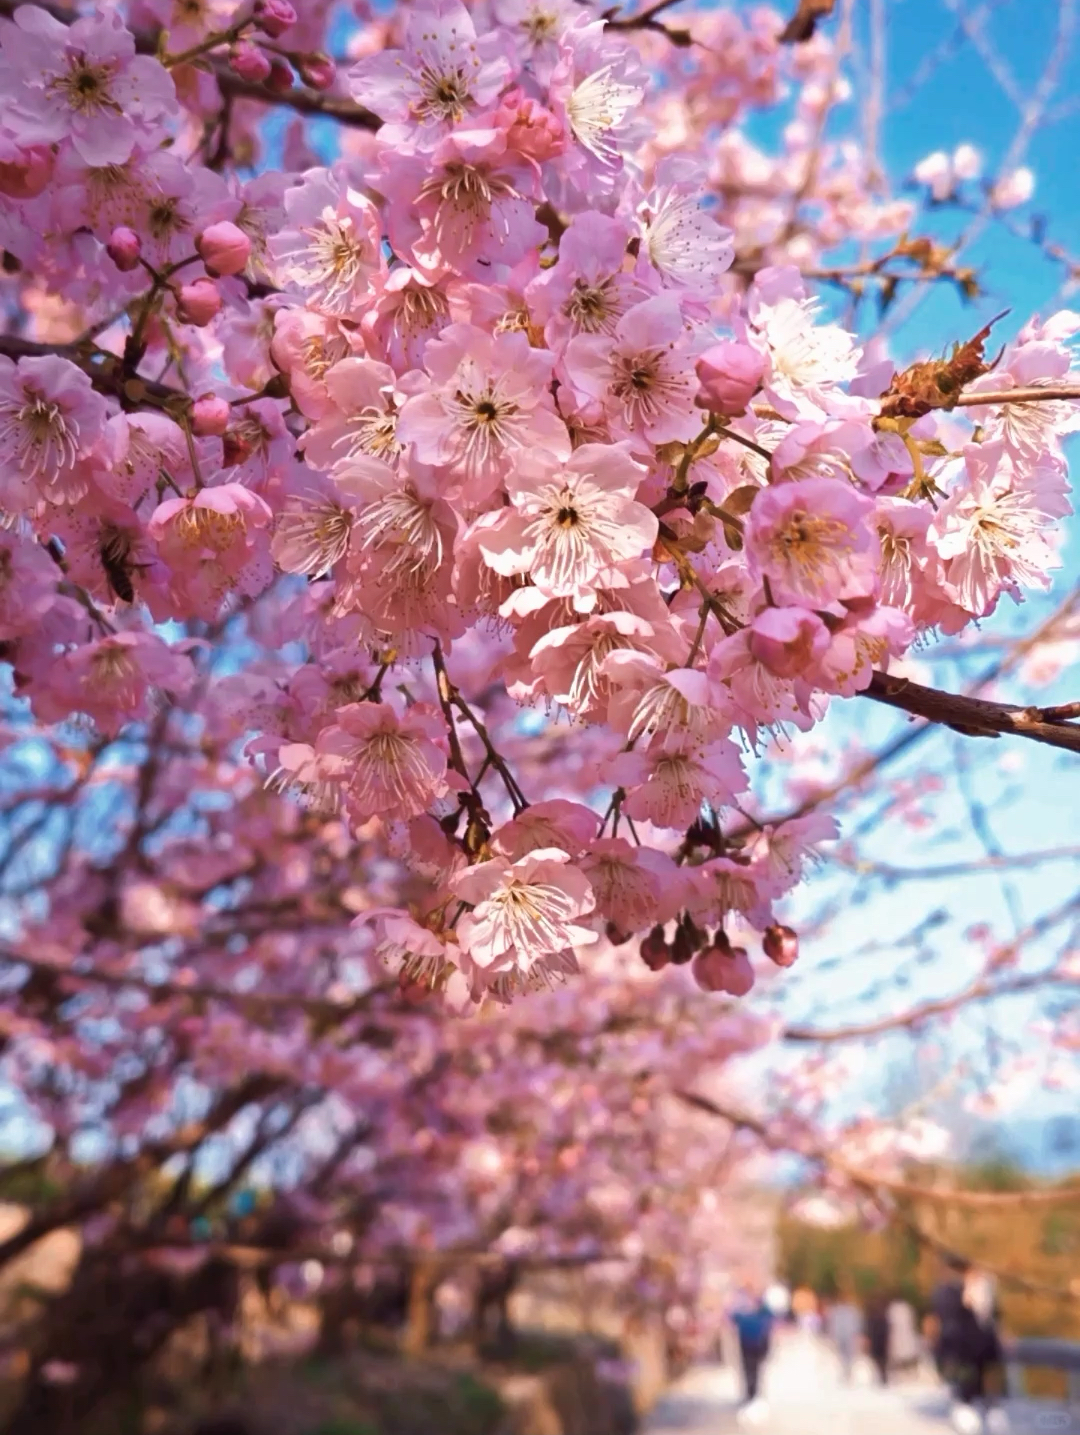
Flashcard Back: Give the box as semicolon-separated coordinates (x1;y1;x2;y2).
865;1293;890;1385
950;1267;1008;1435
825;1287;863;1384
728;1282;774;1426
887;1295;921;1376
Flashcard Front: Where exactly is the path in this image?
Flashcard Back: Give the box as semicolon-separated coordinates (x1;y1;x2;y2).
644;1329;1080;1435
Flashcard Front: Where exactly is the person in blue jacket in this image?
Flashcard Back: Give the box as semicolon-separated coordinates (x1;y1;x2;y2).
728;1282;774;1422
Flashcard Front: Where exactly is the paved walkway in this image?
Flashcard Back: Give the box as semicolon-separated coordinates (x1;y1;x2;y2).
644;1330;1080;1435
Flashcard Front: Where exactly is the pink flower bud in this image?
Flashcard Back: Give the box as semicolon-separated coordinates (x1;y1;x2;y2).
692;944;755;996
253;0;297;37
106;226;142;273
296;52;336;90
495;87;567;160
191;393;231;436
196;221;252;278
749;607;830;679
763;924;799;968
229;40;272;83
695;341;766;416
175;278;222;327
640;925;670;971
266;56;295;94
0;143;54;200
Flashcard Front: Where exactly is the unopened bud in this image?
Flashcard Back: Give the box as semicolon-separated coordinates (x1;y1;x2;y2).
229;40;272;83
253;0;297;38
191;393;231;437
265;56;295;93
692;943;755;996
106;226;142;272
763;924;799;968
296;51;336;89
695;340;766;417
175;278;222;327
196;220;252;278
640;924;670;972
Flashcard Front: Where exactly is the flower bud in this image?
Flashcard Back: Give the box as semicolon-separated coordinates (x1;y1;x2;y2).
640;924;670;971
692;943;755;996
670;913;704;966
175;278;222;327
605;920;633;947
106;226;142;272
253;0;297;37
763;923;799;968
296;52;336;90
228;40;272;83
196;220;252;278
266;56;295;93
0;143;54;200
222;428;254;466
749;606;830;679
191;393;231;437
695;341;766;416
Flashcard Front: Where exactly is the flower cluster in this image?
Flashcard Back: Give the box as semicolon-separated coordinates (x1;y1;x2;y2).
0;0;1073;1011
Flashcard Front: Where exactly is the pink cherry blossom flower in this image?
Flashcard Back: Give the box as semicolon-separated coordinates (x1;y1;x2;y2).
301;357;401;470
359;908;454;988
31;631;193;734
396;324;568;500
361;268;451;372
0;354;106;503
602;653;731;749
709;629;815;737
270;166;385;317
580;838;685;930
525;210;650;353
0;529;57;636
549;19;648;178
744;477;879;609
477;442;655;606
381;129;546;282
745;267;861;419
748;812;838;895
524;606;682;719
492;0;583;82
686;855;772;928
492;800;601;860
810;605;914;696
563;295;702;446
929;444;1069;615
452;847;597;977
748;606;830;679
348;0;512;141
270;308;353;421
607;738;746;829
635;160;734;293
316;701;448;820
1;7;175;165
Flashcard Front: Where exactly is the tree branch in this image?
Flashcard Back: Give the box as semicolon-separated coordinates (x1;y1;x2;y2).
861;670;1080;754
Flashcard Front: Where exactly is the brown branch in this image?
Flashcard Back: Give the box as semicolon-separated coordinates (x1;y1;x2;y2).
955;384;1080;406
214;69;380;130
861;671;1080;754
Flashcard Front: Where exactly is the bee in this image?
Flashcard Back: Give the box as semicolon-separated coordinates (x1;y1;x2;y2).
98;524;138;604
